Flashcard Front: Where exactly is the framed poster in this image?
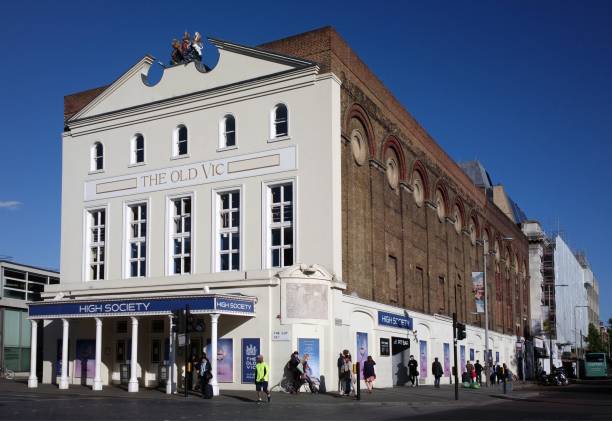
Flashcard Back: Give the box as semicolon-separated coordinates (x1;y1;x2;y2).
242;338;260;383
380;338;390;356
460;345;466;374
469;348;475;362
298;338;320;378
356;332;368;377
419;340;427;378
443;343;450;376
206;338;233;382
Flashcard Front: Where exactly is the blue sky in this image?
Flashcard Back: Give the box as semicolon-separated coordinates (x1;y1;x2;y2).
0;0;610;322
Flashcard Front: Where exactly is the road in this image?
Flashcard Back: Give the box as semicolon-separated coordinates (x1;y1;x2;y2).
0;380;610;420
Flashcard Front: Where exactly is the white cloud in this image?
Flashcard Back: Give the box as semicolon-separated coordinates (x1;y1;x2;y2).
0;201;22;210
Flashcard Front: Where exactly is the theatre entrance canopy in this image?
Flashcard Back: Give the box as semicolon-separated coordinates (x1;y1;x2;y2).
26;293;256;394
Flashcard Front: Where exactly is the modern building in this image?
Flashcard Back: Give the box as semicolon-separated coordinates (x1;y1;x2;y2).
1;260;59;374
29;27;529;393
575;252;599;328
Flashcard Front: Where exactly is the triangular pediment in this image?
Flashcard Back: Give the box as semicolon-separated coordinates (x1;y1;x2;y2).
69;38;318;121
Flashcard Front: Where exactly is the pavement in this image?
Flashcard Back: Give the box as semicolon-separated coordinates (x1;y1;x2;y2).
1;379;610;420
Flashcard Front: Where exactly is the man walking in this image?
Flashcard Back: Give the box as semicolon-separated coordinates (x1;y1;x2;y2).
431;357;443;388
408;355;419;387
474;360;483;384
255;355;271;403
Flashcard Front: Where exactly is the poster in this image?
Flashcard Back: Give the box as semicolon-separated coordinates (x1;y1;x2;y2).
356;332;368;378
75;339;95;380
460;345;466;374
242;338;260;383
298;338;320;378
495;351;499;364
472;272;485;313
469;348;475;362
206;338;233;383
443;343;450;376
419;340;427;378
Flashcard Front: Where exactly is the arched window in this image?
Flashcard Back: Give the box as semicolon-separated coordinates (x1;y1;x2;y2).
131;134;145;164
384;147;400;190
412;170;425;206
483;230;490;254
468;216;478;245
173;125;188;157
91;142;104;171
220;115;236;148
435;188;446;221
271;104;288;139
452;204;463;234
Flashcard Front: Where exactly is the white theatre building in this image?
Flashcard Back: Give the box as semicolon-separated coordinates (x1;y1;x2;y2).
29;32;523;394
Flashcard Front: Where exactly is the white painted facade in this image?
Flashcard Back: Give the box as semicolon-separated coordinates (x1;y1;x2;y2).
31;38;520;393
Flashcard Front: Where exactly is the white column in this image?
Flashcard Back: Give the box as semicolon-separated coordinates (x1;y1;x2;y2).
128;317;139;392
210;313;220;396
166;314;173;395
28;320;38;388
59;319;70;389
93;318;103;391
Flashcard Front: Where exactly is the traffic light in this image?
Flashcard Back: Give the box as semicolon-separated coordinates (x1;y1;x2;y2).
456;323;467;340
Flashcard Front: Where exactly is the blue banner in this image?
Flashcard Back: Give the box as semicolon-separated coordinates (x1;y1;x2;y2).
377;311;413;330
460;345;466;374
29;295;255;318
470;348;475;362
242;338;260;383
298;338;320;378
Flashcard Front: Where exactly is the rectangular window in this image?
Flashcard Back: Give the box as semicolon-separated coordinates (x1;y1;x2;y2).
135;136;144;163
171;197;191;275
268;183;294;268
89;209;106;281
217;190;240;271
128;203;147;277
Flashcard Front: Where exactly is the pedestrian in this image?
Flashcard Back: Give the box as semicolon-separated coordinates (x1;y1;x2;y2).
465;360;474;381
497;364;505;384
475;360;483;384
199;353;213;399
408;355;418;387
431;357;443;388
255;354;271;403
337;352;345;393
288;351;301;393
490;363;497;384
341;352;352;396
363;355;376;393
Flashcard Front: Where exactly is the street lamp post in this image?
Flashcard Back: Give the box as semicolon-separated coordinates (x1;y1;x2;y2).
574;305;588;380
483;246;491;387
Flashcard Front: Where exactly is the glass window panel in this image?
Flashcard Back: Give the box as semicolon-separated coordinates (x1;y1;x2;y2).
100;211;105;225
4;289;26;300
140;222;146;237
28;274;47;284
231;211;240;227
276;121;288;137
132;206;139;220
100;247;105;261
231;253;239;270
4;278;25;289
28;292;41;301
283;204;293;222
184;237;191;254
221;194;229;210
130;261;138;277
178;141;187;155
184;199;191;214
272;229;281;246
136;135;144;149
220;254;229;271
231;193;239;209
3;269;25;280
131;243;138;259
3;347;20;371
174;218;182;234
179;126;187;141
100;227;105;241
231;232;239;250
225;116;235;132
174;239;182;255
91;265;97;280
140;261;146;276
184;257;191;273
284;185;292;202
271;187;281;203
284;248;293;266
276;105;287;120
20;311;30;347
141;242;146;257
131;224;139;238
184;217;191;233
226;132;235;147
174;258;181;274
220;234;229;251
96;157;103;170
99;264;105;279
140;206;146;220
174;200;182;216
272;249;280;268
221;213;230;228
3;310;21;346
27;283;44;292
284;227;293;245
49;277;60;284
271;206;281;223
92;229;99;243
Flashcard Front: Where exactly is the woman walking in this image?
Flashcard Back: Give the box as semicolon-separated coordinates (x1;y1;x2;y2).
363;356;376;393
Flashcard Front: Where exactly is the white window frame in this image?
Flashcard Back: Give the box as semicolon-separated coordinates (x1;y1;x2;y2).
90;141;104;173
130;133;145;166
218;114;237;151
172;124;189;159
166;192;195;276
269;103;290;142
212;186;243;272
83;205;109;282
123;199;150;279
262;179;296;269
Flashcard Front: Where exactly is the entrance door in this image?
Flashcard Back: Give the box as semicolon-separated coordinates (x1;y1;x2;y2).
392;337;411;386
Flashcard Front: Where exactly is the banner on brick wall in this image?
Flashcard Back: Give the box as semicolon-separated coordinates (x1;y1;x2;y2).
472;272;485;313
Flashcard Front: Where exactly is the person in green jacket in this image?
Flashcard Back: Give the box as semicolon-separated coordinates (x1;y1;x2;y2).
255;355;271;403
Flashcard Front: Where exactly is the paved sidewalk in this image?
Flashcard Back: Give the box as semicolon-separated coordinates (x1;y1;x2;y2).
0;378;540;405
